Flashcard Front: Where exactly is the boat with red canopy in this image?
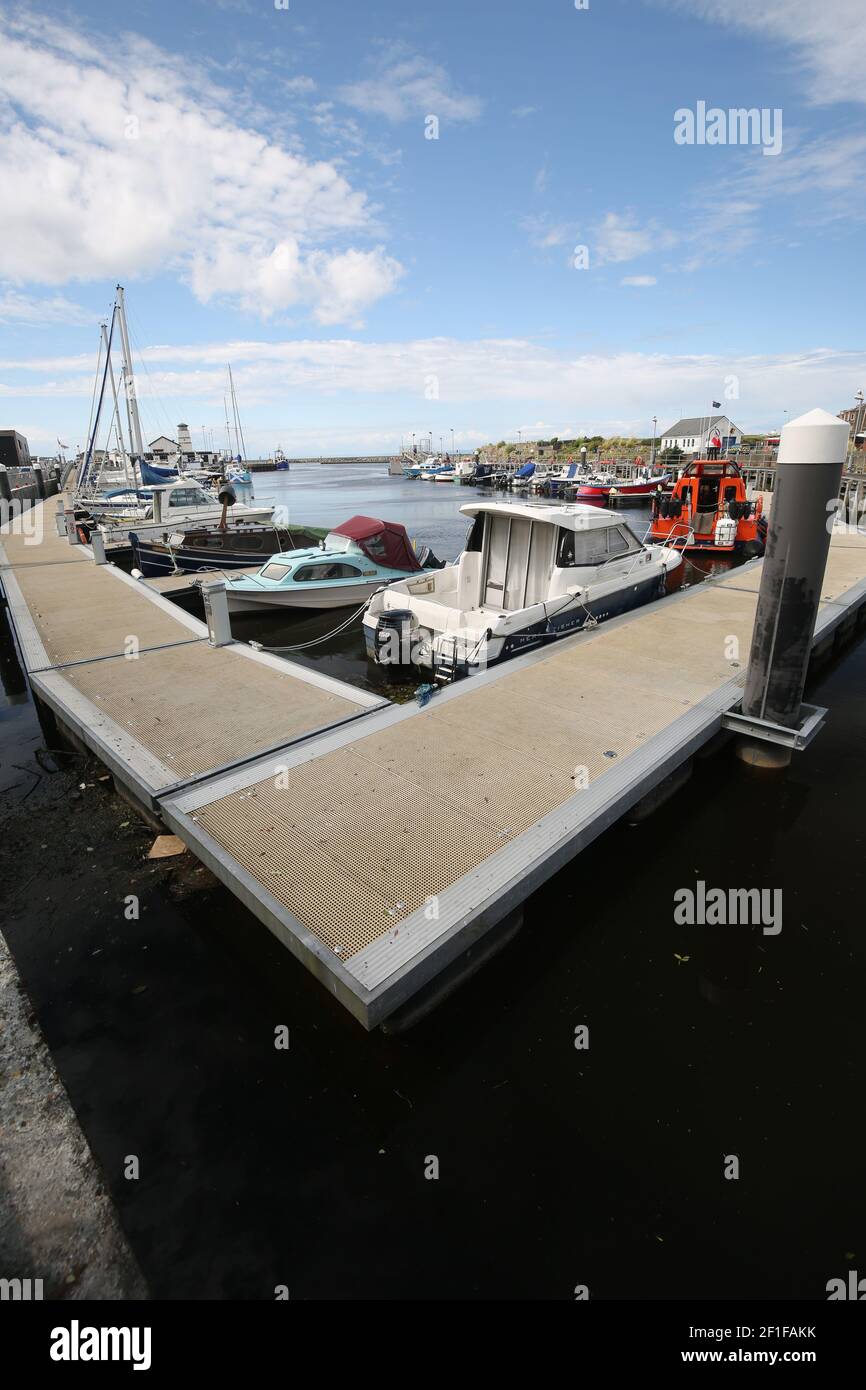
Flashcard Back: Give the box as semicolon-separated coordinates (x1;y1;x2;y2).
647;458;767;556
224;514;443;612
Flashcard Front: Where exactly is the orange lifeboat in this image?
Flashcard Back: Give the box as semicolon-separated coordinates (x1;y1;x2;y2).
647;458;767;556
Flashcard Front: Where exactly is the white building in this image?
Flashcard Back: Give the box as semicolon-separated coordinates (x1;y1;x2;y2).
148;435;178;460
660;415;743;456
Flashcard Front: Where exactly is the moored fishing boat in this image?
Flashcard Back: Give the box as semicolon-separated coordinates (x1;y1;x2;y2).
647;457;766;555
576;471;667;501
510;461;536;491
363;499;682;682
76;478;274;547
536;461;580;496
129;522;328;577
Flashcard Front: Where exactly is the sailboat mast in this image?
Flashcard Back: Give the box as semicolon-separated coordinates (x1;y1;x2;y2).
80;307;117;491
228;363;247;461
116;284;146;466
101;323;131;482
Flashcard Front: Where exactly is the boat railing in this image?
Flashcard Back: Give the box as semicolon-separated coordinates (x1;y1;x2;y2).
644;515;695;551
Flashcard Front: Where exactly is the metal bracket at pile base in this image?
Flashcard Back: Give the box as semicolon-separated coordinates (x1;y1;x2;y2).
721;702;828;751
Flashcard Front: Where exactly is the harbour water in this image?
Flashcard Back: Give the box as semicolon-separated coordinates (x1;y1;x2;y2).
2;467;864;1298
226;465;736;693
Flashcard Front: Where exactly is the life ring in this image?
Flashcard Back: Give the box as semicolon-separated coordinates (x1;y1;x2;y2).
76;522;91;544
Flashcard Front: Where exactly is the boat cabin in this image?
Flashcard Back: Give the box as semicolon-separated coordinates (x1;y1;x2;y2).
382;501;651;631
461;501;645;612
648;458;765;555
364;499;680;678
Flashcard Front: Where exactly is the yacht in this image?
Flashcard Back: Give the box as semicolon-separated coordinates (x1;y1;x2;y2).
363;499;682;682
79;479;275;547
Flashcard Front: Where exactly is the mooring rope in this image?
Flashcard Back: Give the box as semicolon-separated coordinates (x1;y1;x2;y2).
248;600;369;652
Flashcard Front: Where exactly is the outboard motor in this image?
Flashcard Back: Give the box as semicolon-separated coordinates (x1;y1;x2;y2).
416;544;444;570
375;609;414;666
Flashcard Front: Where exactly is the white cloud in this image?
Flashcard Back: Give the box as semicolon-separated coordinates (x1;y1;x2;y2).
522;216;571;249
0;288;94;325
717;130;866;211
282;75;317;95
678;130;866;269
0;13;402;323
661;0;866;105
338;44;482;123
3;336;863;448
621;276;657;287
593;212;679;266
512;106;537;119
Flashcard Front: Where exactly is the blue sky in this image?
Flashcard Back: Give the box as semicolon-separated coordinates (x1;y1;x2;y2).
0;0;864;456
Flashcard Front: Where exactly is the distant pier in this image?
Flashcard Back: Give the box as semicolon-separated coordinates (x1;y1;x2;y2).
247;454;395;472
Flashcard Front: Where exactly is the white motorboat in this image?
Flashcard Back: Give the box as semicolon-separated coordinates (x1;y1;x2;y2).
363;499;682;681
224;515;443;613
84;479;274;547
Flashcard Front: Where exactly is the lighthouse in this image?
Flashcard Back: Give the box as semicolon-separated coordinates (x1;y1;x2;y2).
177;423;194;459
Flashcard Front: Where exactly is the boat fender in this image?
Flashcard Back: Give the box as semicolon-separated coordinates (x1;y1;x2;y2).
76;522;91;544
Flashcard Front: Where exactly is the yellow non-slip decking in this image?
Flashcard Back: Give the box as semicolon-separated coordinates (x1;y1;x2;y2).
162;531;866;1026
4;498;866;1027
0;500;383;799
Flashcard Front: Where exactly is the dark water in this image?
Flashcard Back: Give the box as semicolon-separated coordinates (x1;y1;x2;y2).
2;472;863;1301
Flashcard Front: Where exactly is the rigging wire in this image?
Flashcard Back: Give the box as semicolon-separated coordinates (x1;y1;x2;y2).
126;305;180;446
81;329;105;484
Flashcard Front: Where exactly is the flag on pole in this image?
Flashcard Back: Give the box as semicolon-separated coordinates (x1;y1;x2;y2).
711;400;721;409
